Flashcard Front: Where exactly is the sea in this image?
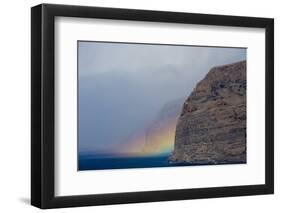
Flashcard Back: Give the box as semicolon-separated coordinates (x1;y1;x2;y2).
78;153;190;171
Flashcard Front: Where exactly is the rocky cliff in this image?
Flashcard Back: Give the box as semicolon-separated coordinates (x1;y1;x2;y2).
170;61;246;164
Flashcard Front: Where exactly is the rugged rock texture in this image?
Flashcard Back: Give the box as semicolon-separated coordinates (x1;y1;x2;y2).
170;61;246;164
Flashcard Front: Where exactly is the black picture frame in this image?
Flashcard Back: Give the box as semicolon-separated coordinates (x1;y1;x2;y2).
31;3;274;209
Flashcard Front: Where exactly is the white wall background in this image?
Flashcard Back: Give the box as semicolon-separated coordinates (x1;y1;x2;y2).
0;0;279;212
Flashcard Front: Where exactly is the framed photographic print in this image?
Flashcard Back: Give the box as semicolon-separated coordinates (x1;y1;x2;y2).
31;3;274;209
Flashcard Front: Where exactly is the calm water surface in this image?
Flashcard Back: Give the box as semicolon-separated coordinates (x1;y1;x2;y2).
78;154;190;171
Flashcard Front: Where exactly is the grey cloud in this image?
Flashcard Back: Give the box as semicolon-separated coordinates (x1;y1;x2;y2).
78;41;246;153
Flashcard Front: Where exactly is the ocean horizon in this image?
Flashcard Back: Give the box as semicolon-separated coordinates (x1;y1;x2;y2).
78;152;245;171
78;153;185;171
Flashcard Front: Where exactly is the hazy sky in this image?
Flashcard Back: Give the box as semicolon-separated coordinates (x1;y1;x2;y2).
78;41;246;154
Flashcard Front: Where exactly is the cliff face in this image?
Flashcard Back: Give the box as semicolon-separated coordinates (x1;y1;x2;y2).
170;61;246;164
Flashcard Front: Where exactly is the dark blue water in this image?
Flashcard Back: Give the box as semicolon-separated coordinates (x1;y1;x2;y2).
78;154;189;171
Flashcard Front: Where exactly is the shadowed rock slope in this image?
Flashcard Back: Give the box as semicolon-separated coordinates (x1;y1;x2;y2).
170;60;246;164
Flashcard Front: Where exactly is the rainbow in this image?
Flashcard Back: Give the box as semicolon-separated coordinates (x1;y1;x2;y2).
119;117;177;157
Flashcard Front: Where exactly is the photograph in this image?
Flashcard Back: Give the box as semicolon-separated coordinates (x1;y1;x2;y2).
78;41;247;171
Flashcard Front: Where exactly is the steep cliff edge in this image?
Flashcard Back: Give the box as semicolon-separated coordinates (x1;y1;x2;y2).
170;61;246;164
